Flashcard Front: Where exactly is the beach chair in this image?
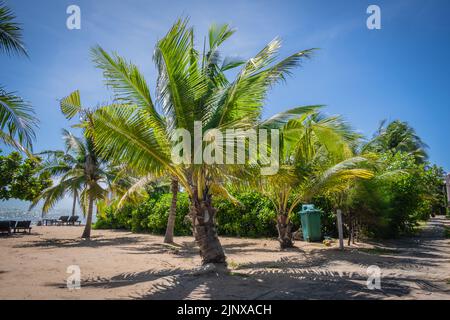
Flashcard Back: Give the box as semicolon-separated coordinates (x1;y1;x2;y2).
56;216;69;226
0;221;12;235
13;221;32;234
67;216;81;226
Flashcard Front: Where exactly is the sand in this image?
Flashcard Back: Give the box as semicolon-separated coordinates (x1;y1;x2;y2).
1;216;449;300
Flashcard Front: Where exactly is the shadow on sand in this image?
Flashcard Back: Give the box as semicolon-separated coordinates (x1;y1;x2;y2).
46;217;450;299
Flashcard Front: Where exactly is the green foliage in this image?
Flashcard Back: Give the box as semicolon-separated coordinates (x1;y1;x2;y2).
95;192;192;235
214;192;277;237
444;226;450;239
146;193;191;235
0;3;37;151
95;191;279;238
348;152;446;238
311;195;337;237
365;120;428;163
0;151;52;201
31;129;112;215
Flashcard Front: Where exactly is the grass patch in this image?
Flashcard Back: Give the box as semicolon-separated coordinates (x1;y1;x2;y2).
228;260;240;270
359;247;399;255
410;220;428;236
444;226;450;239
228;272;250;278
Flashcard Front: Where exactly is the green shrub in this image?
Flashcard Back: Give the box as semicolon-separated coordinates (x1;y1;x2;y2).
214;192;277;237
94;193;191;235
95;191;279;238
94;204;133;230
146;193;191;235
444;226;450;239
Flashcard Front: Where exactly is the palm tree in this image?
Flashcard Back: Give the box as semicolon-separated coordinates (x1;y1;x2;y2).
89;18;316;264
32;129;112;239
364;120;428;163
32;91;116;239
257;111;373;248
164;177;178;244
37;147;81;218
0;2;37;152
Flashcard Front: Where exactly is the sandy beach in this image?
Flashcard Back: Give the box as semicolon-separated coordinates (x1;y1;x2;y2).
1;217;449;300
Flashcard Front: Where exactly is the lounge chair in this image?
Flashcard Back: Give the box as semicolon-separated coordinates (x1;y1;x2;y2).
67;216;81;226
56;216;69;226
13;221;32;234
43;218;57;226
0;221;12;235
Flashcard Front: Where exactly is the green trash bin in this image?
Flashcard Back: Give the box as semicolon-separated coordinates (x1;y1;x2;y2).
299;204;322;242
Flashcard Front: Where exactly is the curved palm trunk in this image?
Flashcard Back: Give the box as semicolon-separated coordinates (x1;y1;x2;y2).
71;189;77;217
276;214;294;249
164;178;178;244
190;190;226;265
81;194;94;239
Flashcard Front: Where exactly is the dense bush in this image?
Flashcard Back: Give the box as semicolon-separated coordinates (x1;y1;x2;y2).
94;193;192;235
214;192;277;237
146;193;191;235
95;191;282;237
95;190;340;238
344;152;446;239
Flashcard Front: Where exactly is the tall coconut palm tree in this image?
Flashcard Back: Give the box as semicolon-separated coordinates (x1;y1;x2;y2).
0;2;37;152
37;147;81;218
32;91;116;239
31;129;112;239
89;18;316;264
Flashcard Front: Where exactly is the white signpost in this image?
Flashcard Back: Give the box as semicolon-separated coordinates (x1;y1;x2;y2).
445;174;450;208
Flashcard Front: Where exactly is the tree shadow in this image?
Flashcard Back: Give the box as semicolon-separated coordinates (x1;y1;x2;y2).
14;236;143;249
119;240;284;257
47;217;450;299
66;265;421;300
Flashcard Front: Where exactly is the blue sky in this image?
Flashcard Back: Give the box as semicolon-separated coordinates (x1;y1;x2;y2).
2;0;450;208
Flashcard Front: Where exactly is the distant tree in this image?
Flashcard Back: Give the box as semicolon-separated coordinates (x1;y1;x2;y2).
364;120;428;163
31;129;113;239
0;150;52;201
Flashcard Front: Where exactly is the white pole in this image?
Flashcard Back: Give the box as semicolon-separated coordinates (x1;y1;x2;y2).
337;209;344;250
445;174;450;208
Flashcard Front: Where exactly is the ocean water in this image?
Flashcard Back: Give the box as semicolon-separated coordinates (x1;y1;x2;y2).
0;208;90;225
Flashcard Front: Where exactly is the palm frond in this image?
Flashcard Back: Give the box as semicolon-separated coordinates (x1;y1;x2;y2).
117;173;161;208
0;2;27;56
0;87;37;150
60;90;82;120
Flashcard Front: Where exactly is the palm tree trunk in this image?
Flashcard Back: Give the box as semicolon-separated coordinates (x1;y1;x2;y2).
190;190;226;265
276;214;294;249
81;194;94;239
164;178;178;244
71;189;77;217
